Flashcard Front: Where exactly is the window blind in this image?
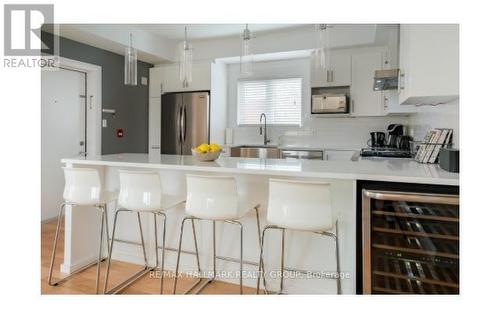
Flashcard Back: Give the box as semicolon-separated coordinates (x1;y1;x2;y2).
237;78;302;126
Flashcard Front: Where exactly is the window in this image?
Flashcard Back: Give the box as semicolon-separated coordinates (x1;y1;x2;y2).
237;77;302;126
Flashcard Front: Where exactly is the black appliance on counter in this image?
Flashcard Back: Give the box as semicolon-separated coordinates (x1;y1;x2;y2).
386;124;404;148
370;132;386;148
357;181;459;294
363;124;413;158
360;147;412;158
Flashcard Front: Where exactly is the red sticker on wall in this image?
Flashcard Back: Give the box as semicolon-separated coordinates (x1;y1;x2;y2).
117;128;124;138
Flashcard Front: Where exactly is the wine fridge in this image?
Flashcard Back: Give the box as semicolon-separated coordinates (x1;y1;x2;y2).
362;189;459;294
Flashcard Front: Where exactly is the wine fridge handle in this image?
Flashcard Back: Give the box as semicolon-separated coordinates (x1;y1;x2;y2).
362;190;459;205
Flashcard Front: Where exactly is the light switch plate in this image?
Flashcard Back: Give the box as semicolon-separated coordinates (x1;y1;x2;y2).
141;76;148;86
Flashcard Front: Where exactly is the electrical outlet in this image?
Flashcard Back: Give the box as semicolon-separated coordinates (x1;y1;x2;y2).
141;76;148;86
102;119;107;128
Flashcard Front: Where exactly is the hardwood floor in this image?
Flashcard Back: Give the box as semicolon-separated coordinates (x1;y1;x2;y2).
41;220;257;295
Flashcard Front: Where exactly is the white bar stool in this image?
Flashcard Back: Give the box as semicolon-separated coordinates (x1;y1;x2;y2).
257;178;341;294
103;170;184;294
172;174;263;295
47;167;117;294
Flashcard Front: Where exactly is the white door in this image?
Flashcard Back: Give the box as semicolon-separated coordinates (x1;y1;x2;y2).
41;68;86;220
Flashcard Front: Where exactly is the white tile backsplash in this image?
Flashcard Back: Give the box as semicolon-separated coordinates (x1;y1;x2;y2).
407;101;459;147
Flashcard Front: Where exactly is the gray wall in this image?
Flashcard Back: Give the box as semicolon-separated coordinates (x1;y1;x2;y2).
42;32;152;154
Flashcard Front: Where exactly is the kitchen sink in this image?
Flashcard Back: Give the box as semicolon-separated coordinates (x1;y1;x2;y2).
230;145;280;159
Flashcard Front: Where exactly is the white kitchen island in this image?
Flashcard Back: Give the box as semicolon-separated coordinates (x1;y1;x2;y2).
59;153;459;294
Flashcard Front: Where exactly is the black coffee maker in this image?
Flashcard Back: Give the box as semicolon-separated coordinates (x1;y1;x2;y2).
370;132;386;148
386;124;404;148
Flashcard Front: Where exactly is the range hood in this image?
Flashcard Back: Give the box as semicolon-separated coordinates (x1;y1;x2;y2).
373;69;399;91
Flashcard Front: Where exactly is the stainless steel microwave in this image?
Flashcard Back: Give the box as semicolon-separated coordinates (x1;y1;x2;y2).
311;94;348;114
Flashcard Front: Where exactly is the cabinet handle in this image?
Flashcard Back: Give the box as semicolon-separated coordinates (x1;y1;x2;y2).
398;70;405;93
351;99;355;113
160;83;163;94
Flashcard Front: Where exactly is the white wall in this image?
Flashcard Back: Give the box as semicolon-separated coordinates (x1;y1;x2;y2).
407;100;460;147
226;58;409;149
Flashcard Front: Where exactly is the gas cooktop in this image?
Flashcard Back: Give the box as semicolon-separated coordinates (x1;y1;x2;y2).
360;147;413;158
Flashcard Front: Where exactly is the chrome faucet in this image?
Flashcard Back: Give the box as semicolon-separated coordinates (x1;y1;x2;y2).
259;113;271;145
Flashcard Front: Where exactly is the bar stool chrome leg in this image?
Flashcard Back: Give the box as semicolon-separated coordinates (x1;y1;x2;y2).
279;228;285;294
173;216;204;294
173;217;245;294
157;211;168;294
258;225;341;295
225;220;243;294
137;212;149;266
254;206;268;294
153;214;159;268
257;225;279;294
334;220;341;294
95;206;106;294
47;203;66;287
48;203;108;293
103;209;154;294
173;216;189;294
257;225;286;295
180;218;203;294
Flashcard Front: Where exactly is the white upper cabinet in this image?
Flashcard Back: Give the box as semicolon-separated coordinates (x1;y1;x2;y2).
149;62;212;96
149;67;166;98
350;51;385;117
164;62;211;93
310;52;351;87
398;24;459;106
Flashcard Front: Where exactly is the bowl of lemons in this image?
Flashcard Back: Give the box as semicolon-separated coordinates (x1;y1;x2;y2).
192;143;222;161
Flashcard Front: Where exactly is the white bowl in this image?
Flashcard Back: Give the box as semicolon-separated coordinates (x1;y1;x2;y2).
191;149;221;161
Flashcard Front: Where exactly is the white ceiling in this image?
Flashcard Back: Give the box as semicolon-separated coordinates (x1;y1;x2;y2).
135;24;302;40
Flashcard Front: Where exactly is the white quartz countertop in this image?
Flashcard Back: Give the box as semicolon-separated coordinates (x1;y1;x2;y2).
62;153;459;186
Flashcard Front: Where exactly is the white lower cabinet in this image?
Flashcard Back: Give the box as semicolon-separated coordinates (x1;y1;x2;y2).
324;150;356;161
350;51;385;117
148;97;161;155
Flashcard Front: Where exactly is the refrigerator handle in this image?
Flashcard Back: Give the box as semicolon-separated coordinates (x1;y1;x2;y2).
177;106;182;145
182;104;187;143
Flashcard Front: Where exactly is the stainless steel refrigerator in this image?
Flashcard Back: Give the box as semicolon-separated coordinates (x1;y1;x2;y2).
161;91;210;155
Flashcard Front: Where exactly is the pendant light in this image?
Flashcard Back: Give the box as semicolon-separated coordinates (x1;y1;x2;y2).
240;24;254;77
179;26;193;87
312;24;330;70
124;33;137;86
